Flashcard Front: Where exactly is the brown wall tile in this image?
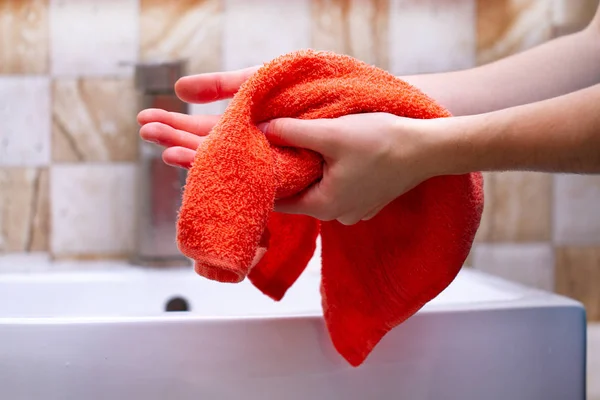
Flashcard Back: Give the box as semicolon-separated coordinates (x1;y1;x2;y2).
553;174;600;245
30;168;50;251
311;0;389;69
555;247;600;321
0;168;49;252
476;0;553;65
475;172;552;242
140;0;222;74
0;0;49;74
52;78;138;162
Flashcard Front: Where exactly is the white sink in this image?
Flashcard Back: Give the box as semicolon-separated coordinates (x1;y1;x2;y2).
0;256;586;399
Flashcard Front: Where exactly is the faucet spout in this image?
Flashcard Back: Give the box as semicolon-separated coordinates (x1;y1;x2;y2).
131;60;191;267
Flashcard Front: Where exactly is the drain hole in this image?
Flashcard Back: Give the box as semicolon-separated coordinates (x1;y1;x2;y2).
165;296;190;312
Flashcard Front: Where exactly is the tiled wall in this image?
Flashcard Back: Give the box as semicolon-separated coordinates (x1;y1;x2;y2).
468;0;600;325
1;0;599;396
1;0;599;303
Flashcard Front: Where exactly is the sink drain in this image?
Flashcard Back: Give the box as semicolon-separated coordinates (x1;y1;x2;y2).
165;296;190;312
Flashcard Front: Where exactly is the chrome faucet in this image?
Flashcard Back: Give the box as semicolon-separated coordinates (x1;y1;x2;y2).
132;60;191;267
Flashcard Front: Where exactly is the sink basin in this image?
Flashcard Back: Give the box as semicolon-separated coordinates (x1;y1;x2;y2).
0;255;586;399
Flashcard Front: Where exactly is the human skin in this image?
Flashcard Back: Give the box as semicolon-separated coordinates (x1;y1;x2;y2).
138;5;600;225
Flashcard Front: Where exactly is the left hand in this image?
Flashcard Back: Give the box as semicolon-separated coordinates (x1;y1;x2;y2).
137;66;260;169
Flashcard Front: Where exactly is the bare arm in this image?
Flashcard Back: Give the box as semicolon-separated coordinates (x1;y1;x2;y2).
402;6;600;116
433;83;600;174
144;7;600;176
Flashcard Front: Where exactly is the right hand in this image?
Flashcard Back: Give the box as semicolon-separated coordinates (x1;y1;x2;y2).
137;66;259;168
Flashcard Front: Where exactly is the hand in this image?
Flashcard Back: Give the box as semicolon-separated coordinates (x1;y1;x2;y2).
138;67;449;224
259;113;444;225
137;66;259;168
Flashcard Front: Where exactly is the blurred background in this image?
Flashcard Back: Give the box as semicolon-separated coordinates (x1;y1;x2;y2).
0;0;598;396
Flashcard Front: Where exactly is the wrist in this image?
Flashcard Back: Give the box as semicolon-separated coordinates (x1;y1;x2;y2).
386;114;480;183
423;114;490;177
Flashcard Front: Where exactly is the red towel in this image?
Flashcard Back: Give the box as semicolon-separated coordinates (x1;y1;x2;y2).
177;50;484;366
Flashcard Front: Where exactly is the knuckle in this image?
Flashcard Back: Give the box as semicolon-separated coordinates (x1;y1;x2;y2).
311;203;338;222
267;119;288;141
362;213;376;221
269;119;283;135
213;75;224;98
337;215;360;226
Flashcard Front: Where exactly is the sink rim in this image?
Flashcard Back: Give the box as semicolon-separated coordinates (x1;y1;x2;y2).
0;262;584;324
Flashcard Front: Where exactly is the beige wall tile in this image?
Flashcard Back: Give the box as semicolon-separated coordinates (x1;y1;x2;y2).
52;78;138;162
50;164;136;257
223;0;311;70
311;0;389;68
389;0;476;75
554;174;600;245
553;0;599;37
555;247;600;321
472;243;555;291
475;172;552;242
477;0;553;65
0;77;51;166
0;0;49;74
0;168;50;252
140;0;222;75
50;0;138;76
190;100;229;116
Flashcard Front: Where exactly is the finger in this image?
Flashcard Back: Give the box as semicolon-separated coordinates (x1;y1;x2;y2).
274;182;334;220
258;118;335;154
162;146;196;169
138;108;220;136
175;66;260;104
140;122;204;150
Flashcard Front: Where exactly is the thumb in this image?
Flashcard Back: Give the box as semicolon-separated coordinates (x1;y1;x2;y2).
258;118;334;153
274;181;332;220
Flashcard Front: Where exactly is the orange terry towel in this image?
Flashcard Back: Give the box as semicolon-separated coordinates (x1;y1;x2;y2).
177;50;484;366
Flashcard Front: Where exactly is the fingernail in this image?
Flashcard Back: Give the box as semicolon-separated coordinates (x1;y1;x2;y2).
257;122;269;133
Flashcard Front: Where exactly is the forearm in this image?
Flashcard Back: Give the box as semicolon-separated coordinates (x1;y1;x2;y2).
401;27;600;116
439;83;600;174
